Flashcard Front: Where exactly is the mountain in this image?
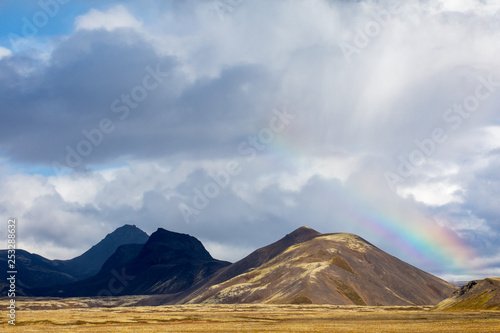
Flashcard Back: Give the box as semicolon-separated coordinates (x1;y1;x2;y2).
6;225;458;306
98;244;144;274
53;224;149;280
0;249;76;296
208;226;321;286
181;227;456;305
32;228;231;298
434;278;500;310
0;224;149;296
181;226;321;302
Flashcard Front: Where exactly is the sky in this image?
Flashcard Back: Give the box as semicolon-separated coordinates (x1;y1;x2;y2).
0;0;499;282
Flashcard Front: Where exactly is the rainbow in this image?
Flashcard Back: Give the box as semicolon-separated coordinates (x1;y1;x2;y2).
318;176;477;275
264;145;477;276
250;109;478;277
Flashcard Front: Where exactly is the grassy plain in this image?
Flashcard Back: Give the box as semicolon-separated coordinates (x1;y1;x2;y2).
2;298;500;332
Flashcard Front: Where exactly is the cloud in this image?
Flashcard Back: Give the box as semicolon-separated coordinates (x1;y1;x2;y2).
433;0;500;14
397;182;463;206
0;46;12;59
199;239;254;263
75;5;142;32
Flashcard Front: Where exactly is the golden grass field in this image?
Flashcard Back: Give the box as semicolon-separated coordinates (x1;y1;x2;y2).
2;298;500;332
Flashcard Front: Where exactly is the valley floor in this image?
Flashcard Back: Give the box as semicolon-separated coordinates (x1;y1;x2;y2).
2;299;500;332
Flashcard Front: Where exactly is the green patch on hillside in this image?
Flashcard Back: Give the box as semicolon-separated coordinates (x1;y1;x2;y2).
330;255;358;275
331;279;366;305
445;291;495;310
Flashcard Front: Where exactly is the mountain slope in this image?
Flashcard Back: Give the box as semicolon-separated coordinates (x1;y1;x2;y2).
32;228;231;298
98;243;144;274
0;224;149;295
182;228;456;305
0;249;76;296
434;278;500;310
53;224;149;280
181;226;321;302
210;226;321;285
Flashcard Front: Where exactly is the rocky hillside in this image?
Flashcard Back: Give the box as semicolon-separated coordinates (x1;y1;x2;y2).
434;277;500;310
181;227;456;305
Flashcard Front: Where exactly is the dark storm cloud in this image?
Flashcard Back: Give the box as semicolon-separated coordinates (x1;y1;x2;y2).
0;29;174;162
0;27;283;170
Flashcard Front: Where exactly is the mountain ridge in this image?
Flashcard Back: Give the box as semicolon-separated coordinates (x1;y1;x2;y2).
31;227;231;297
3;224;459;306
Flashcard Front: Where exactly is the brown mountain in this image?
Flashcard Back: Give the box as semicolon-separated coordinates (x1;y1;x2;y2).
434;277;500;310
205;226;321;286
181;227;456;305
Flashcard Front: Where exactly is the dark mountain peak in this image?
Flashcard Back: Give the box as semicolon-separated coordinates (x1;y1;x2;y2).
101;224;148;242
114;224;142;232
147;228;208;251
137;228;214;264
53;224;149;280
274;226;322;252
149;227;191;241
285;226;321;242
75;224;148;257
295;225;315;231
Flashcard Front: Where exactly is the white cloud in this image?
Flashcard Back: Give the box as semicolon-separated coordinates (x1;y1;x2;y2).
75;5;142;32
272;155;361;192
433;0;500;15
0;170;111;259
398;182;463;206
0;174;55;213
0;46;12;59
47;174;104;207
479;126;500;151
434;210;490;233
200;239;254;263
439;252;500;281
